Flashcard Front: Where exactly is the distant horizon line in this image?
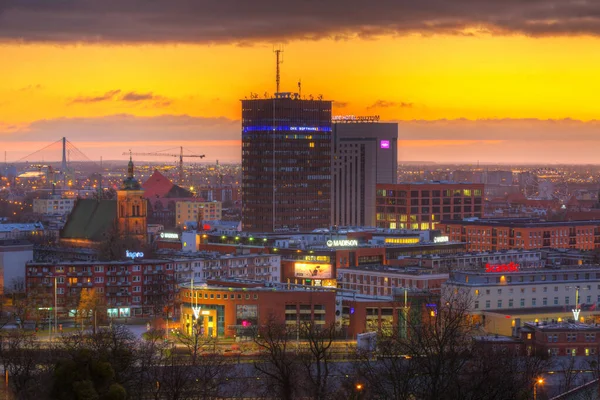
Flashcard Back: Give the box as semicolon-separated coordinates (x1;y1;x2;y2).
5;160;600;167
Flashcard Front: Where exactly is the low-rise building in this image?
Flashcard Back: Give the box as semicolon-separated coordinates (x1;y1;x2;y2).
176;200;222;227
337;266;448;296
438;218;600;252
0;222;44;240
33;196;75;215
166;251;281;283
393;250;544;272
0;239;33;294
26;259;176;319
376;181;485;230
178;279;336;338
444;266;600;335
519;320;600;357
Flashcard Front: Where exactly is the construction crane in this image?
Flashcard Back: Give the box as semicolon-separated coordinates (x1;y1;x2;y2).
123;146;205;185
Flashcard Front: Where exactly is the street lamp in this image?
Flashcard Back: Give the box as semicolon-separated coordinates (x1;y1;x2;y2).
533;377;544;400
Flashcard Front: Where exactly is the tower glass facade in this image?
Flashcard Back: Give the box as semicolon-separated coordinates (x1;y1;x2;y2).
242;94;332;232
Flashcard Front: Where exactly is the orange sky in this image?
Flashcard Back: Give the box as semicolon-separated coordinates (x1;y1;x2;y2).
3;34;600;163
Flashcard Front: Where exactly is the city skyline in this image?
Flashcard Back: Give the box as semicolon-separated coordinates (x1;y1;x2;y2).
3;1;600;163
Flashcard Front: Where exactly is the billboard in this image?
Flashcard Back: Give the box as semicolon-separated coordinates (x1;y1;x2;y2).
236;305;258;327
294;262;333;279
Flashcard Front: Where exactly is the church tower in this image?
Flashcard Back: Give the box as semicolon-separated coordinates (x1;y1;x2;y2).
117;155;147;243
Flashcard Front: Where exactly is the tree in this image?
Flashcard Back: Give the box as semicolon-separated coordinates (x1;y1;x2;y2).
0;330;53;400
252;316;301;400
298;321;338;400
78;288;103;334
354;288;551;400
173;322;230;399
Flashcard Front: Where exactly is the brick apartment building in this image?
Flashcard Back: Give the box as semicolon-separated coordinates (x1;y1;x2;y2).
520;321;600;357
26;259;176;319
376;182;485;230
438;218;600;252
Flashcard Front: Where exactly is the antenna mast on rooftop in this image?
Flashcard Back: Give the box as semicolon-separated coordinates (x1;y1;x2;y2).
274;46;284;94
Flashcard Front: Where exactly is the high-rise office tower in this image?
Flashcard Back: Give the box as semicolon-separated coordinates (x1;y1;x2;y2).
332;119;398;227
241;93;332;233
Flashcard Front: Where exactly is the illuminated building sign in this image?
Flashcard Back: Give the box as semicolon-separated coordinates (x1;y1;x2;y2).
332;115;381;122
485;262;520;273
160;232;179;240
326;239;358;247
242;125;331;133
434;236;449;243
384;237;420;245
126;250;144;259
294;262;333;279
380;140;390;149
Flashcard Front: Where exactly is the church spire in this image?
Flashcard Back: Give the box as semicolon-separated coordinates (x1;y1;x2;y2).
121;150;141;190
128;149;134;179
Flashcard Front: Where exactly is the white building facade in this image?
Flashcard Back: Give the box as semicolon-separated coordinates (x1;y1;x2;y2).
444;267;600;313
33;197;75;216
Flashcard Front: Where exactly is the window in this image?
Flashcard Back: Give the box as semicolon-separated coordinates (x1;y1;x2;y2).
485;300;490;309
133;265;140;272
509;299;514;307
543;297;547;306
586;333;596;342
132;276;140;282
520;299;525;307
474;301;479;309
497;300;502;308
133;286;140;292
543;287;547;292
498;289;502;295
566;297;570;305
554;297;559;305
94;266;104;272
532;298;537;306
475;289;480;296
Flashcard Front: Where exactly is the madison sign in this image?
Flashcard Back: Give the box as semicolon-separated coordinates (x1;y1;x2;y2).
326;239;358;248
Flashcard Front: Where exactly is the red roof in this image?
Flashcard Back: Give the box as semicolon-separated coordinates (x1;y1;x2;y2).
142;170;175;199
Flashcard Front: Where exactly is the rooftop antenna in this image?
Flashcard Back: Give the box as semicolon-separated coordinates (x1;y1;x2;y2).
274;46;283;94
298;79;302;98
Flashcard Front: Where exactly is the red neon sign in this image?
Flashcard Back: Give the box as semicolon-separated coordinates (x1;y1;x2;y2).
485;261;520;273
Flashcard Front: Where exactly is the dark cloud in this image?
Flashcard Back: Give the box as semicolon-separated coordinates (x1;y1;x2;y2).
70;90;171;105
367;100;413;110
122;92;154;101
70;90;121;104
0;1;600;43
18;84;43;92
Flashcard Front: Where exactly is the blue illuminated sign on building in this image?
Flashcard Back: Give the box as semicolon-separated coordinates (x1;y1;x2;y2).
242;126;332;133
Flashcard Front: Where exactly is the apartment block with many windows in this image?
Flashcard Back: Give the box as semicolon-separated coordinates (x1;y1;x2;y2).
439;219;600;252
376;182;484;230
175;200;222;227
26;260;175;319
